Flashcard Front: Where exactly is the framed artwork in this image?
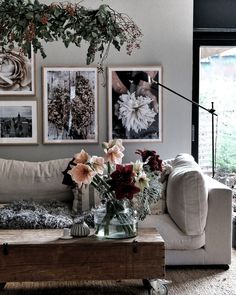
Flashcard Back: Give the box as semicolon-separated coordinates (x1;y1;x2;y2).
0;101;37;144
43;67;98;144
108;66;162;142
0;46;35;95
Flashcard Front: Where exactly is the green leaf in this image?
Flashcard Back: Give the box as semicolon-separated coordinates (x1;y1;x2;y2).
112;39;120;51
54;8;61;18
25;12;34;20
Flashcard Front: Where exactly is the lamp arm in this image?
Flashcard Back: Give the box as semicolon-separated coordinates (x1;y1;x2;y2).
151;79;217;177
151;79;217;116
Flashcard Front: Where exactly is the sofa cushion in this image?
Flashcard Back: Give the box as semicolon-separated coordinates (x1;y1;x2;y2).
166;153;208;235
0;158;73;203
156;214;205;250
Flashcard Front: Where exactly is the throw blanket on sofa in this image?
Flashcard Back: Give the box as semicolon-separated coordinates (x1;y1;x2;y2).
0;200;94;229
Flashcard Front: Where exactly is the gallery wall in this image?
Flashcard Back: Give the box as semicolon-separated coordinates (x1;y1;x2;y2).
0;0;193;162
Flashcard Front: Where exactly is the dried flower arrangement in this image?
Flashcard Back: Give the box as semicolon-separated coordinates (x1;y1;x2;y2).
47;74;95;139
0;0;142;68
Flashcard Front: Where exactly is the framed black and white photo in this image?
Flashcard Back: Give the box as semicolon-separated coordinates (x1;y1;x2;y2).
43;67;98;144
108;66;162;142
0;46;35;95
0;101;37;144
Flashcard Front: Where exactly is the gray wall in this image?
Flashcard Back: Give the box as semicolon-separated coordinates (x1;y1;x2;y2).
0;0;193;162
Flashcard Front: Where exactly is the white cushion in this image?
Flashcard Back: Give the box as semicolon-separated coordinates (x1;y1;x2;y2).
0;158;73;203
156;214;205;250
166;153;208;235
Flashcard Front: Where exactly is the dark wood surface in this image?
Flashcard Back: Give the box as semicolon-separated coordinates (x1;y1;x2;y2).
0;228;165;282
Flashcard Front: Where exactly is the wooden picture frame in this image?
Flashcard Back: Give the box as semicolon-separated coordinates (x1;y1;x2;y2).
43;67;98;144
108;66;162;142
0;101;37;144
0;46;35;96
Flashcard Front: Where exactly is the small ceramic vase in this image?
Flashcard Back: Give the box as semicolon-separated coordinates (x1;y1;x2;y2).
71;221;90;237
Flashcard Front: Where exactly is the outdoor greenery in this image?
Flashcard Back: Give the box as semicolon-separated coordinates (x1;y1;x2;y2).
0;0;142;67
200;56;236;174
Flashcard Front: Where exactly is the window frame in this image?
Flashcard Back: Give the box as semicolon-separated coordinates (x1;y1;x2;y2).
192;32;236;162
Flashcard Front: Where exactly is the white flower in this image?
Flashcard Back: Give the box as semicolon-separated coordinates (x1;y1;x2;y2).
132;160;144;175
117;91;156;133
135;171;150;191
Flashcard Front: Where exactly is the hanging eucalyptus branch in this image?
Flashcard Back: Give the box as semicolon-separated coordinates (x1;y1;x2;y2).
0;0;142;68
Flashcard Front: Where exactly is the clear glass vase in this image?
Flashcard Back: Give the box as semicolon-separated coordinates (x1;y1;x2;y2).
92;200;138;239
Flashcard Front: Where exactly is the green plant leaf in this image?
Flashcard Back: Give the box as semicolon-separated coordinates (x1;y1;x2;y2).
25;12;34;19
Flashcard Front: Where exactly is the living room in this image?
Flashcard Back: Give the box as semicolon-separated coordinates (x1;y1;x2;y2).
0;0;235;294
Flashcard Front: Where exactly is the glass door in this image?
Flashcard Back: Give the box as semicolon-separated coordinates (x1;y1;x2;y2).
195;45;236;209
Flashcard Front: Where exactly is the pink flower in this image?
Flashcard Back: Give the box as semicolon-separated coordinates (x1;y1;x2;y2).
103;139;125;152
68;163;95;187
115;139;125;152
105;145;124;164
91;156;105;174
74;149;90;164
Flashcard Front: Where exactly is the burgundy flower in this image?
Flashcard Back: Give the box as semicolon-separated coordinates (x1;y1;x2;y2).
136;149;156;162
108;164;140;200
136;149;163;172
148;154;163;172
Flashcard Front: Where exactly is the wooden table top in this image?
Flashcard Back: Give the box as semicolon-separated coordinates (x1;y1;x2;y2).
0;228;164;245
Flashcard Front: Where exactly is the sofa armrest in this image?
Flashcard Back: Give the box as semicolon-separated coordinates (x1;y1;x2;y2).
204;176;232;264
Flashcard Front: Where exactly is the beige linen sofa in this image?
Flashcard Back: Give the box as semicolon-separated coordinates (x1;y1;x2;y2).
0;155;233;267
140;154;233;267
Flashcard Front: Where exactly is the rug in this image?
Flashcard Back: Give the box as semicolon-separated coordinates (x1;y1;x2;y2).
2;250;236;295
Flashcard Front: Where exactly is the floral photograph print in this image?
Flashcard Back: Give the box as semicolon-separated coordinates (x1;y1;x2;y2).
108;67;162;142
0;101;37;144
0;46;35;95
43;67;98;143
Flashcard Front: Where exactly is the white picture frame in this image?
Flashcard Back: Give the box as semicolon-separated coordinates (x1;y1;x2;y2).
43;67;98;144
0;46;35;96
0;101;37;144
108;66;163;142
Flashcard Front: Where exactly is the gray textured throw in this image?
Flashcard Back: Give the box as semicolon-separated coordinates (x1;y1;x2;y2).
0;200;93;229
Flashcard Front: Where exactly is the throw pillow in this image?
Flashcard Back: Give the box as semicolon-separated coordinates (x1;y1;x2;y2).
0;158;73;203
148;158;174;215
72;185;100;213
166;153;208;235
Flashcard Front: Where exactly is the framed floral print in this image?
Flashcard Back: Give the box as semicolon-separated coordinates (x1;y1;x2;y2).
0;46;35;95
43;67;98;144
108;66;162;142
0;101;37;144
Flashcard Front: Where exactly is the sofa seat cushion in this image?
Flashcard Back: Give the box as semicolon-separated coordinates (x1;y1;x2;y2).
166;153;208;235
0;158;73;203
156;214;205;250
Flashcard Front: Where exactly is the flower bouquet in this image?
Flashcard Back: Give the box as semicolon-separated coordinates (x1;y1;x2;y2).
63;139;148;238
62;139;164;239
135;149;164;220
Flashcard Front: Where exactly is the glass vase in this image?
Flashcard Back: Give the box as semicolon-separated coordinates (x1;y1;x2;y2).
92;200;138;239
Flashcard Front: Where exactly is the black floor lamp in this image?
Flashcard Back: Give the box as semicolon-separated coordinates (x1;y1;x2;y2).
150;79;217;178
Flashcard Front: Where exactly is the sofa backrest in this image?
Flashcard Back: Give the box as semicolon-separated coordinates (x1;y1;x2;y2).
0;158;73;203
166;153;208;235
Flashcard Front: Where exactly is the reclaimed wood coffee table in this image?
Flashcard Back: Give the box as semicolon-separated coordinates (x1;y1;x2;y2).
0;228;166;294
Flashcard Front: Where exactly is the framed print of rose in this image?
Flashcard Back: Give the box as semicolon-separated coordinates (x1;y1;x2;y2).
43;67;98;144
108;67;162;142
0;101;37;144
0;46;35;95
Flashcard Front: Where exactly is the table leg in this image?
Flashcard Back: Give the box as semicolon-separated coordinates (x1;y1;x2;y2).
143;279;170;295
0;282;6;290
